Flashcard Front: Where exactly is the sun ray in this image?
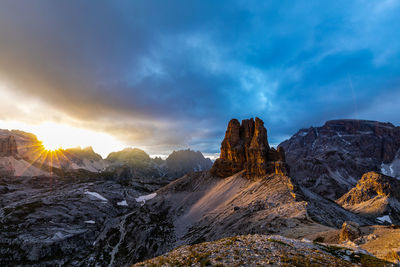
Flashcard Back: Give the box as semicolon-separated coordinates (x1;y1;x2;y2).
37;149;50;172
18;147;48;176
52;150;64;178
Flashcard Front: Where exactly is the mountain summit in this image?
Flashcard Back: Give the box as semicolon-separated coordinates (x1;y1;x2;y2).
280;119;400;199
211;117;288;178
337;171;400;224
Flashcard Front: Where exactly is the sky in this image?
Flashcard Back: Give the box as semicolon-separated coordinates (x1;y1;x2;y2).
0;0;400;158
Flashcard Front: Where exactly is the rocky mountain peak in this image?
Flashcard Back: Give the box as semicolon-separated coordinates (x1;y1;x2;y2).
338;171;400;206
0;136;18;157
211;117;288;178
106;148;151;164
280;119;400;199
166;149;212;176
337;171;400;224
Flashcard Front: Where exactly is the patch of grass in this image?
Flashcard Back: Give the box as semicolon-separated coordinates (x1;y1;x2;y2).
224;236;239;246
318;244;346;256
313;236;324;243
320;244;391;267
267;238;291;247
199;257;212;266
350;253;391;267
281;255;313;267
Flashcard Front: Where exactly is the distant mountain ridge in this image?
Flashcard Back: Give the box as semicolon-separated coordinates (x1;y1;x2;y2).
0;129;212;179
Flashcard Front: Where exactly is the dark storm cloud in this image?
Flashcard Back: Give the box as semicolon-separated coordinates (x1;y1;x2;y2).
0;0;400;155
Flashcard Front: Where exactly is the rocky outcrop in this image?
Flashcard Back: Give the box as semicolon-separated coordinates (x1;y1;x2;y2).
337;171;400;224
280;119;400;199
0;159;15;176
339;221;361;242
338;172;400;205
0;136;18;157
211;118;288;178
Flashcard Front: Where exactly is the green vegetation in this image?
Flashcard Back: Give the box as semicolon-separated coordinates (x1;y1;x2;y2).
350;253;391;267
313;236;324;243
267;238;292;247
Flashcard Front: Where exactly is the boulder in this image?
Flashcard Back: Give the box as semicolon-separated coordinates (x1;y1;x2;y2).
339;221;361;242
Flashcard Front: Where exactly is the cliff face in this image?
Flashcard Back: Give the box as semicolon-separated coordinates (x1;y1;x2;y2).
337;171;400;224
211;118;288;178
0;136;18;157
280;119;400;200
338;172;400;205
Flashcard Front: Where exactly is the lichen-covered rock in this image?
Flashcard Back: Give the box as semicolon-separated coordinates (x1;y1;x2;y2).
211;117;289;178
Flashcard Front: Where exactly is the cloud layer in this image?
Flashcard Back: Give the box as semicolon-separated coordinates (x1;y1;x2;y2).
0;0;399;156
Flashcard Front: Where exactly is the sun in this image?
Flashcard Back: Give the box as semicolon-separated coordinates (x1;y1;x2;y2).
0;120;126;158
31;122;125;157
41;139;63;151
35;122;97;151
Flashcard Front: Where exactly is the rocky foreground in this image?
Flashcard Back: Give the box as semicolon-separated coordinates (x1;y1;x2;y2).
134;234;392;266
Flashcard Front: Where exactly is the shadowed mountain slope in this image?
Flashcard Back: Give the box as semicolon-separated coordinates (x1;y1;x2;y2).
280;119;400;199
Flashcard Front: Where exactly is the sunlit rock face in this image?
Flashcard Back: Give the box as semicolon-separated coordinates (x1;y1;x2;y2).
337;171;400;224
0;136;18;157
211;117;288;178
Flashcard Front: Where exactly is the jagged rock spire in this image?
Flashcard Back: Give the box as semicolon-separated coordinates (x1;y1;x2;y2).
211;117;288;178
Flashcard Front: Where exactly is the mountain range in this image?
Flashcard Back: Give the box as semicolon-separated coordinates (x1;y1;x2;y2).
1;118;400;266
0;129;212;189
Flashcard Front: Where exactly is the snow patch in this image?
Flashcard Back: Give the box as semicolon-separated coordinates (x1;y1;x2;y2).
85;191;108;202
381;163;389;176
117;200;128;206
135;193;157;205
336;132;351;145
298;131;307;137
377;215;392;224
84;220;95;224
381;148;400;179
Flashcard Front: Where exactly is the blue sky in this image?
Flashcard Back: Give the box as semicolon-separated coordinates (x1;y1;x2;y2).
0;0;399;157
